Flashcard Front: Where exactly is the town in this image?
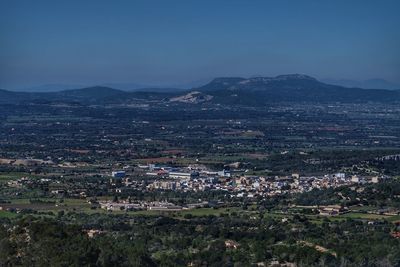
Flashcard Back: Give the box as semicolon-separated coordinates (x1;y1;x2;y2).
2;161;393;215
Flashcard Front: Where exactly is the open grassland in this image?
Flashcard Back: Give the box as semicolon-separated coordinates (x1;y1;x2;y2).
2;197;400;225
0;172;31;181
0;210;18;218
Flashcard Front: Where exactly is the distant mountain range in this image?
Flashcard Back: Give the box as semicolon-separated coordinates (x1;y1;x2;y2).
1;74;399;105
10;80;208;92
10;84;88;92
321;78;400;90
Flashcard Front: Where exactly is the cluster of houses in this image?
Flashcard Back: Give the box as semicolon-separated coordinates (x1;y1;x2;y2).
111;164;391;199
7;177;52;188
98;200;210;212
5;162;391;203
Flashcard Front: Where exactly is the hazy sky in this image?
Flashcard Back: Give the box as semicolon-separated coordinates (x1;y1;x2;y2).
1;0;399;89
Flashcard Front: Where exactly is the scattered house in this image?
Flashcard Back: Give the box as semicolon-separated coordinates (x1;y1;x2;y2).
147;201;183;211
224;240;240;249
318;205;348;216
390;232;400;239
111;171;126;178
99;201;142;211
351;175;360;183
86;229;106;238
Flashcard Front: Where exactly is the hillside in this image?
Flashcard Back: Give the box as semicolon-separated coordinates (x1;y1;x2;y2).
192;74;400;104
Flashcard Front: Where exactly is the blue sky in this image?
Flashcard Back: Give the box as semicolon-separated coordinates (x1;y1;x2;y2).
0;0;399;89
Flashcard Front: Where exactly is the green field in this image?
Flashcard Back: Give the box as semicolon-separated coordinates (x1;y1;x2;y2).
339;212;392;220
3;196;400;225
0;210;18;218
0;172;31;181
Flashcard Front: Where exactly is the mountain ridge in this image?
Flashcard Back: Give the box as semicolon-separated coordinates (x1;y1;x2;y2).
1;75;400;105
191;74;400;104
322;78;400;90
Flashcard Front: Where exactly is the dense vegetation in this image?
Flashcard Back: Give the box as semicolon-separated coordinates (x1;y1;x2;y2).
1;211;399;267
